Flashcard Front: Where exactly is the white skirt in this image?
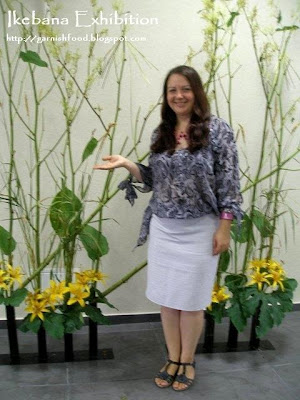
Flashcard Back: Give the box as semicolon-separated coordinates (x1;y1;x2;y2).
146;214;220;311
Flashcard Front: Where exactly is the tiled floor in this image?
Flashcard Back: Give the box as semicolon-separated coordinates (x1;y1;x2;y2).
0;311;299;400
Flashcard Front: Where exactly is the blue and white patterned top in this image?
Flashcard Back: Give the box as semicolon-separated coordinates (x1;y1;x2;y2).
118;115;243;246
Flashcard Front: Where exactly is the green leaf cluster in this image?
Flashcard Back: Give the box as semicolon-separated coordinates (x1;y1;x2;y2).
0;288;28;307
224;275;297;337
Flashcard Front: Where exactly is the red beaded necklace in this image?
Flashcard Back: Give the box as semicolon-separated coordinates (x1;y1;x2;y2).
175;129;189;145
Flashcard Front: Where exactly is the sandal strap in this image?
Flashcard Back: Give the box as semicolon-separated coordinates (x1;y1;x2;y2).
167;359;180;366
180;361;196;367
155;359;180;385
156;370;174;383
174;373;194;386
180;361;196;374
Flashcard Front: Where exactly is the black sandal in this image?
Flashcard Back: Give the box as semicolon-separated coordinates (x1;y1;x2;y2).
172;361;196;391
154;359;180;388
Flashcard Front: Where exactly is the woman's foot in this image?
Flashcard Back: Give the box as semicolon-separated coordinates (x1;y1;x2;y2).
154;359;180;388
172;361;196;391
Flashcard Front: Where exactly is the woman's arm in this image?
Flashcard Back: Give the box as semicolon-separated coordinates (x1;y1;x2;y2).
213;219;232;255
93;155;143;182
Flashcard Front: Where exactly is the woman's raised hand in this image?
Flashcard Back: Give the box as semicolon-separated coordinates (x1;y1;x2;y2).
93;155;127;170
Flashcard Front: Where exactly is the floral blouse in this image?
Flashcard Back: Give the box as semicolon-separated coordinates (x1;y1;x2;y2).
118;115;243;246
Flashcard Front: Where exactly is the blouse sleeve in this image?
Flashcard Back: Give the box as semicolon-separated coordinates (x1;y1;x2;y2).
118;129;158;206
211;118;243;222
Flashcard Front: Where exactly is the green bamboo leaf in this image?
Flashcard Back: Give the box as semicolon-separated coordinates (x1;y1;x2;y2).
231;214;253;243
276;25;299;31
0;225;16;255
218;250;230;273
84;304;111;324
49;187;82;238
95;289;117;309
227;11;239;27
20;50;48;67
43;313;65;339
82;137;98;162
252;209;274;238
7;288;28;307
79;225;109;260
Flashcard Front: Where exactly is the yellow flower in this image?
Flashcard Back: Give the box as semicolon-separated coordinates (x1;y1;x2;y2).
267;260;285;275
75;272;90;289
25;290;44;304
76;270;108;286
25;290;50;321
248;259;268;271
208;283;230;310
265;270;285;291
5;264;23;286
67;283;90;307
211;284;230;303
248;270;271;291
25;299;50;322
0;270;9;290
42;280;70;309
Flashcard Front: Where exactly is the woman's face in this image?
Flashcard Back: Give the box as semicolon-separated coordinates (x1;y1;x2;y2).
166;73;195;119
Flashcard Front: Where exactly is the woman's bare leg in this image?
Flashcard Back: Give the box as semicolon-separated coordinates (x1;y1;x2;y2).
155;306;181;387
172;309;204;390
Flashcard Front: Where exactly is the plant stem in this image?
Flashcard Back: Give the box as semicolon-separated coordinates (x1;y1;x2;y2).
102;260;147;297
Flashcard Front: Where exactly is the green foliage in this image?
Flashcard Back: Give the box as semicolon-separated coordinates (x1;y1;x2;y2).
19;314;41;334
252;209;274;238
224;278;298;337
276;25;299;31
79;225;109;261
50;187;82;238
82;137;98;162
206;302;226;323
20;50;48;67
218;250;230;273
0;288;28;306
63;305;85;334
227;12;239;27
225;274;247;292
43;312;65;339
231;214;253;243
93;287;117;310
0;226;16;255
6;288;28;307
84;304;111;324
227;295;248;332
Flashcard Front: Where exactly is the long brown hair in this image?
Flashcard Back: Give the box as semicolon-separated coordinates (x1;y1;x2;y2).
151;65;211;154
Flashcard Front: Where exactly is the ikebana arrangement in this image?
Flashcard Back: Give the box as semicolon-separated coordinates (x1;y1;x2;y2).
0;0;299;363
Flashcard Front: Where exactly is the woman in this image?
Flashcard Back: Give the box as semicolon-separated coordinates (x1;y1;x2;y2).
93;65;243;391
